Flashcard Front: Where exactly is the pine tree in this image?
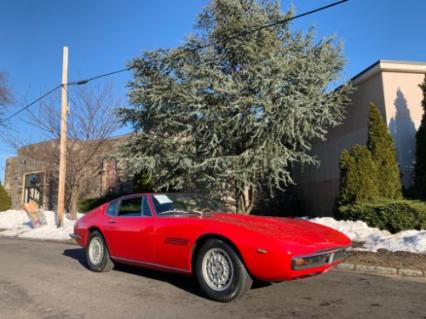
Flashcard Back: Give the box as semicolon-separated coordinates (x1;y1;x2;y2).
118;0;351;213
338;146;379;205
367;102;402;199
414;75;426;199
0;182;11;211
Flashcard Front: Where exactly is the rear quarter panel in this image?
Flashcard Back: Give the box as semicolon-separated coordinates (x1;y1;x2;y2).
74;203;108;247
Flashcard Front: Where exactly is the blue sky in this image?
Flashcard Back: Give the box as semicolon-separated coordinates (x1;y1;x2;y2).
1;0;426;180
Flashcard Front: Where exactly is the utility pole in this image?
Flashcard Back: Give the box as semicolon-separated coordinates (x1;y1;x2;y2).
57;46;68;227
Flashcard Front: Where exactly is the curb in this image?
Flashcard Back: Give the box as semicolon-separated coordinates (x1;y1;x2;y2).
336;263;426;278
0;235;78;246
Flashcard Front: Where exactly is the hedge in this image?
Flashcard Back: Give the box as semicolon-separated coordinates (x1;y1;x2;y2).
78;192;125;213
0;182;11;212
338;199;426;233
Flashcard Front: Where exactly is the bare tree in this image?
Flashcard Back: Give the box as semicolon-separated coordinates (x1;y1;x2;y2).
18;83;122;219
0;73;12;106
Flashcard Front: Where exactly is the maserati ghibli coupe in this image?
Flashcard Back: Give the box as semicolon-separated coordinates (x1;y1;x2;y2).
72;193;351;302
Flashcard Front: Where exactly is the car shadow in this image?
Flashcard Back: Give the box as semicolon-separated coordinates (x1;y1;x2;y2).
63;247;203;297
63;247;272;299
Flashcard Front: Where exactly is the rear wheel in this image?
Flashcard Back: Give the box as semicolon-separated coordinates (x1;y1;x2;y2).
195;239;252;302
86;231;114;272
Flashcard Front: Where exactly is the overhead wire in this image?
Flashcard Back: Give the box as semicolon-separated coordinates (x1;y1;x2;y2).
2;0;349;123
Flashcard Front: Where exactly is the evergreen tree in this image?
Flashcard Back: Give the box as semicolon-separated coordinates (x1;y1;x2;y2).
367;102;402;199
118;0;351;213
338;146;379;205
0;182;11;211
415;75;426;199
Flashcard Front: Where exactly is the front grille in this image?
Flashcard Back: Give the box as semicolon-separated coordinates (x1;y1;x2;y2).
291;247;349;270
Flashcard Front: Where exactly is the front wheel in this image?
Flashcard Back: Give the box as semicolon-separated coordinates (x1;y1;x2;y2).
85;231;114;272
195;239;252;302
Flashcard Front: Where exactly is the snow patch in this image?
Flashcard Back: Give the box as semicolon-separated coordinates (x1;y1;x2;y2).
310;217;426;254
0;210;81;240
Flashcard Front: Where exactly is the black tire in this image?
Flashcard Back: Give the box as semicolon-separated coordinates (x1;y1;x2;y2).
85;230;114;272
195;239;252;302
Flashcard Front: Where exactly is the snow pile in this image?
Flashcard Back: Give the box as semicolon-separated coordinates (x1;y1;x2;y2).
0;210;80;240
310;217;426;254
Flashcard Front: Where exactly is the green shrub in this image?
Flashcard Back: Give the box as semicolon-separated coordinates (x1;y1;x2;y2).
367;103;402;199
0;182;11;211
78;172;154;213
338;145;379;205
78;192;124;213
338;199;426;233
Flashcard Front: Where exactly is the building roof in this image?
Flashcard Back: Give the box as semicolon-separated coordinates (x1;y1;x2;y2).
351;59;426;85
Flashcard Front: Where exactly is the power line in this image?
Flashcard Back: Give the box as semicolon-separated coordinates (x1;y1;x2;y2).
3;0;349;123
68;67;132;86
196;0;349;50
2;84;62;123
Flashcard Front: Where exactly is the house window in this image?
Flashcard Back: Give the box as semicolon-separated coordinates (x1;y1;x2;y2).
23;173;44;206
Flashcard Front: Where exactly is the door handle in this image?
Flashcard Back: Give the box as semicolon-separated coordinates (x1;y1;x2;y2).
108;220;116;224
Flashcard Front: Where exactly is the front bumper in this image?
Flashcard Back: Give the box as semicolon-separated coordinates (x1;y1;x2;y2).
291;246;350;270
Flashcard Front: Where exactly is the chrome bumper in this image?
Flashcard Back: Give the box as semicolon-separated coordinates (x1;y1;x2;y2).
291;247;350;270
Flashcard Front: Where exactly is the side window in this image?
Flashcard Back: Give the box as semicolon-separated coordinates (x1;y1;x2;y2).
118;197;142;217
106;201;119;216
142;196;152;217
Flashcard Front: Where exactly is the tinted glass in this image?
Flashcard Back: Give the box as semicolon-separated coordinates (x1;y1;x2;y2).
106;201;119;216
142;196;152;217
118;197;142;217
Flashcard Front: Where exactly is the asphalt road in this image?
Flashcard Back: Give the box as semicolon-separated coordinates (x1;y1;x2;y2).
0;238;425;319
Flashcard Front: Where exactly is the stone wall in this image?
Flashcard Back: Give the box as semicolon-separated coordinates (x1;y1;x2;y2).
4;135;133;211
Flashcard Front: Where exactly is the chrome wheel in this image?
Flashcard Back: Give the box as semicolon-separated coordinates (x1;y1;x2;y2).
201;248;234;291
88;237;104;265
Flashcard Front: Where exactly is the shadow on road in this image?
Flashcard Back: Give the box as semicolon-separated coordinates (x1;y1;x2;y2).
63;247;203;297
63;247;271;298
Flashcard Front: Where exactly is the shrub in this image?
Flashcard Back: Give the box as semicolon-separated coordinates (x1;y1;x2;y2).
78;192;124;213
338;199;426;233
78;172;154;213
0;182;11;211
367;102;402;199
338;145;379;205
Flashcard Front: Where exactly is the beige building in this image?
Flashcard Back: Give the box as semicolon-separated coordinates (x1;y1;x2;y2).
294;60;426;217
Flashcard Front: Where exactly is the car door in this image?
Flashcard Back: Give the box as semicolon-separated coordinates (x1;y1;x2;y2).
102;195;155;263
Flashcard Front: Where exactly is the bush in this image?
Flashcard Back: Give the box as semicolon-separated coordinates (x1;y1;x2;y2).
0;182;11;211
338;199;426;233
338;145;379;205
367;103;402;199
78;192;124;213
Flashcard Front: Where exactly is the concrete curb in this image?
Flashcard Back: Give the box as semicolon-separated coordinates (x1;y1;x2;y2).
336;263;426;278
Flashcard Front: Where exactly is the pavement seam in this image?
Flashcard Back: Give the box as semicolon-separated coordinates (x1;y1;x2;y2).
0;235;78;245
337;263;426;278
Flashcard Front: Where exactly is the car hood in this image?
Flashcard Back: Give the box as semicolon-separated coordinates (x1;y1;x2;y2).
209;213;351;247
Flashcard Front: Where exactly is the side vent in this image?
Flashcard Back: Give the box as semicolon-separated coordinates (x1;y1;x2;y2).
164;237;189;246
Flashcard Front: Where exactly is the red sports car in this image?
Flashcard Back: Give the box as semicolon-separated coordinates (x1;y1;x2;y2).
72;193;351;302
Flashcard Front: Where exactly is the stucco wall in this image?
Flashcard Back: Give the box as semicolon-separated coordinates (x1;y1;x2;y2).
293;70;386;216
381;70;425;187
294;61;426;216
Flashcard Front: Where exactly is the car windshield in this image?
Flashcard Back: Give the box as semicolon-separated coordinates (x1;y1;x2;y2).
152;193;227;216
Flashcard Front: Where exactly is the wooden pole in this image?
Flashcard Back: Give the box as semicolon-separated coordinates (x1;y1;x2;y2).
57;46;68;227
